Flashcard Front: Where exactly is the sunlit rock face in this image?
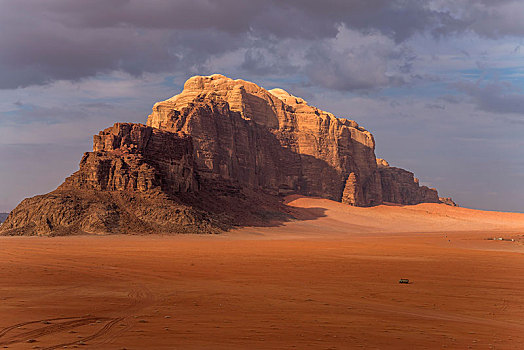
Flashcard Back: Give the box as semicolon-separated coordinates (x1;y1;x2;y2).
1;74;446;236
148;74;382;205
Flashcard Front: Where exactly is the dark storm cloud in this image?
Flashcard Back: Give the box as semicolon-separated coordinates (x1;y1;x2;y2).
1;0;524;92
0;0;253;88
1;0;513;90
34;0;450;40
442;0;524;39
283;0;464;42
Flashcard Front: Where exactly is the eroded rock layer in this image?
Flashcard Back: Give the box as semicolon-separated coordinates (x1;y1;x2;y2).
1;74;451;235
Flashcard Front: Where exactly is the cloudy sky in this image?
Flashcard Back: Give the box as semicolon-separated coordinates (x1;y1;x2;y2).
0;0;523;212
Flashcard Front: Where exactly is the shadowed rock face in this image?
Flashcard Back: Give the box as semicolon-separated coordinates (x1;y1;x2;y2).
378;166;440;205
1;74;450;235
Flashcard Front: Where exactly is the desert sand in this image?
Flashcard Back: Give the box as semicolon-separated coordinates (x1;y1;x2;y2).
0;196;523;349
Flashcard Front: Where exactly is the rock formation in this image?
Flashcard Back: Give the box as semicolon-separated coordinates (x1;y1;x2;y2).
439;197;458;206
147;75;382;205
0;213;8;224
1;74;452;235
376;159;440;205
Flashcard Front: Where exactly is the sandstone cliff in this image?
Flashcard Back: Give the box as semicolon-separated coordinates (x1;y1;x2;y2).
1;74;452;235
147;74;382;206
376;159;440;205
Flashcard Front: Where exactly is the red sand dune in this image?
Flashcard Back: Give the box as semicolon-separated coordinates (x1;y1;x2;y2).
0;196;523;349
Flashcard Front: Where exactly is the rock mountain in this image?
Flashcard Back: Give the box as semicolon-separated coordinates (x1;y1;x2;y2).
1;74;452;235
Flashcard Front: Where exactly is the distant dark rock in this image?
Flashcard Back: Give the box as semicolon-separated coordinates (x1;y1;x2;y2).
439;197;458;206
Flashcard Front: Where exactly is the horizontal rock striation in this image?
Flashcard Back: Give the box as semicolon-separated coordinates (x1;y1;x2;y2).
1;74;452;235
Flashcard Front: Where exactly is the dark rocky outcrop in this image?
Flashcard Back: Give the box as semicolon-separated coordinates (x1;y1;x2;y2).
1;74;452;235
439;197;458;206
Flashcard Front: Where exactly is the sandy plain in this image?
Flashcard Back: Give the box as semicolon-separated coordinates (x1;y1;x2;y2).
0;195;523;349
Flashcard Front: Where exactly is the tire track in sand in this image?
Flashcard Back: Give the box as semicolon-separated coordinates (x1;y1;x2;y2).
0;284;155;348
0;316;113;346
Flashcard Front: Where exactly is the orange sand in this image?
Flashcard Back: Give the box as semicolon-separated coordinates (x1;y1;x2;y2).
0;196;523;349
